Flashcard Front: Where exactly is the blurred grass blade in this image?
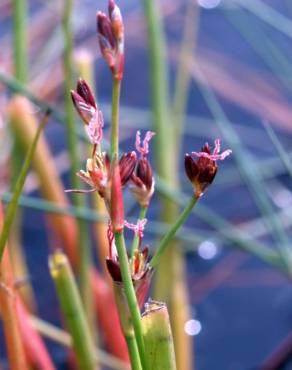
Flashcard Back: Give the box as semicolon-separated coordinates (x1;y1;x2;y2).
49;250;96;370
0;207;28;370
262;120;292;178
0;106;48;261
12;0;28;83
238;0;292;39
8;96;79;266
29;315;130;370
223;9;292;92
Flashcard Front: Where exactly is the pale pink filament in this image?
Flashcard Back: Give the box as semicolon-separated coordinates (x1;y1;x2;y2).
192;138;232;161
107;222;118;259
124;218;147;239
85;110;104;145
135;131;155;157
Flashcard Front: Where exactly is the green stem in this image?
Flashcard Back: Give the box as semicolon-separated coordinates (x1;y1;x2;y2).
0;113;48;262
142;0;171;180
49;251;96;370
114;231;147;370
62;0;79;186
131;206;148;257
125;335;143;370
12;0;28;83
172;1;199;156
111;79;121;159
150;195;198;268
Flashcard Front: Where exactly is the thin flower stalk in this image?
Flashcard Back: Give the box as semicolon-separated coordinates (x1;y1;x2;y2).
74;51;115;278
114;231;148;370
49;251;96;370
95;3;148;368
150;195;198;268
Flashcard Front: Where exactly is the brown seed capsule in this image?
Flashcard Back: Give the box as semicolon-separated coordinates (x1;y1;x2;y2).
119;151;137;186
185;139;232;197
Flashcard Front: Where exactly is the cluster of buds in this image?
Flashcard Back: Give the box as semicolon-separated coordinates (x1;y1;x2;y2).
69;79;138;202
106;220;152;308
185;139;232;198
97;0;124;80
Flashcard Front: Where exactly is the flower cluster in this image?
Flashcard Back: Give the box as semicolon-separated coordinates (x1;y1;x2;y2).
68;0;232;311
106;220;152;308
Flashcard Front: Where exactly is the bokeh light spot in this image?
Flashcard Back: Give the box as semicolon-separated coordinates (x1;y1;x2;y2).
184;319;202;336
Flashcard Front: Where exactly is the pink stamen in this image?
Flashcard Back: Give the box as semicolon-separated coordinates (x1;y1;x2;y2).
192;139;232;161
85;110;104;145
213;138;221;155
135;131;155;157
124;218;147;239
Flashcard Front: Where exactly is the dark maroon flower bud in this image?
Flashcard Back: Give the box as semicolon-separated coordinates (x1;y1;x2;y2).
106;258;122;281
96;1;124;80
76;78;97;110
119;151;137;186
136;158;153;191
185;139;232;198
71;79;97;125
97;12;115;49
129;131;155;207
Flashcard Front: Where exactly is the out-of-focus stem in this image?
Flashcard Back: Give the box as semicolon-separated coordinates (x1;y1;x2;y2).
131;206;147;257
0;112;48;262
0;245;28;370
49;251;96;370
172;1;199;157
114;231;147;370
30;315;130;370
62;0;95;330
142;0;172;180
150;195;198;268
62;0;78;186
12;0;28;83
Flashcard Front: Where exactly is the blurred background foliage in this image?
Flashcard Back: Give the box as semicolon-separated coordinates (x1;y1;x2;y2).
1;0;292;369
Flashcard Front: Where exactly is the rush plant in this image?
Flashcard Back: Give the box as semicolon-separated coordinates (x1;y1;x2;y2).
67;1;232;369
